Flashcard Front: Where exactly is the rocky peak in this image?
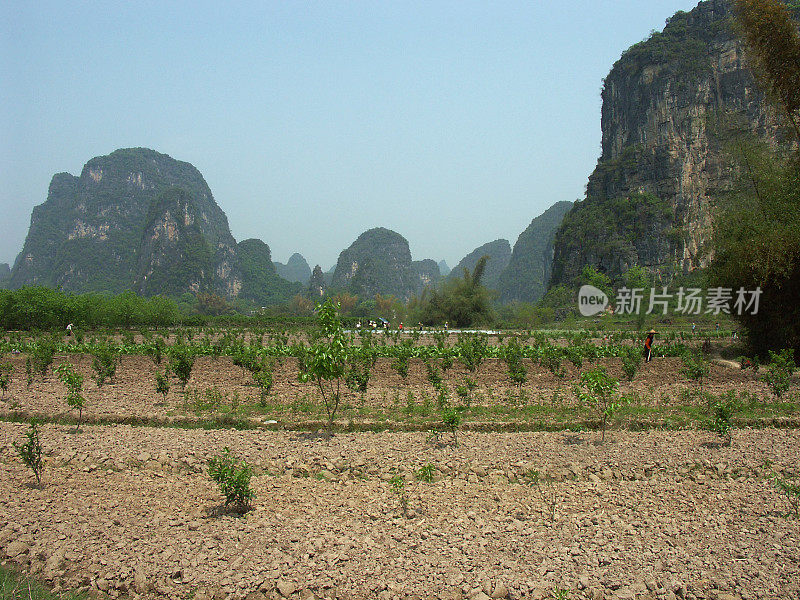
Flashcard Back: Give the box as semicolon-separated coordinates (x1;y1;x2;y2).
550;0;795;287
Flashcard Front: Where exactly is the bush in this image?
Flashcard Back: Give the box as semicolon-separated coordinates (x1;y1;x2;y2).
14;420;44;485
208;447;255;512
441;407;461;446
708;393;740;445
91;343;118;387
762;349;795;398
155;370;170;403
503;337;527;386
55;362;86;431
681;350;709;387
30;337;56;378
169;346;195;388
579;366;623;443
621;346;642;381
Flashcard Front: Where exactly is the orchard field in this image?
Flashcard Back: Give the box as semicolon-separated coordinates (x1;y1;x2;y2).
1;323;799;600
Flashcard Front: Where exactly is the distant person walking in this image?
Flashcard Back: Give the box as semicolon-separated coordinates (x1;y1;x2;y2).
643;329;656;362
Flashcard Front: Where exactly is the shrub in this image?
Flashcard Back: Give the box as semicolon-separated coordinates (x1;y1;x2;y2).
441;407;461;446
155;370;170;403
55;362;86;431
681;350;709;387
208;447;255;512
91;343;118;387
14;420;44;485
30;337;56;378
252;358;275;406
345;350;374;394
0;362;12;397
762;349;795;398
424;359;444;390
503;337;527;386
456;333;488;372
578;366;623;443
391;343;413;380
169;346;195;388
709;393;740;445
621;346;641;381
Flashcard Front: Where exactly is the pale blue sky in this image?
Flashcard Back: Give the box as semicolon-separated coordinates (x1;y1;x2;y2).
1;1;699;270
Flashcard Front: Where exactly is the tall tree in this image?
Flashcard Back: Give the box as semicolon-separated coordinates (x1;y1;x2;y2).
734;0;800;136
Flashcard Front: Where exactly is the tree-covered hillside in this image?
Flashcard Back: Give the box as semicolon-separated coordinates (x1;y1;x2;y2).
448;239;511;291
496;201;573;303
331;228;417;299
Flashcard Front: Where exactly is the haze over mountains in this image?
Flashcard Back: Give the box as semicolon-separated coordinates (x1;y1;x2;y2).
4;0;790;307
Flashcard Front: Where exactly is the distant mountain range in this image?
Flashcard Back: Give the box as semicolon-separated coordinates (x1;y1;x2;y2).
4;147;572;304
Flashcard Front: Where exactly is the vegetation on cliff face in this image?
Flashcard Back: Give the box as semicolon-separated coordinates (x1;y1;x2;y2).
237;239;302;306
331;228;417;299
552;193;675;287
550;0;792;288
496;201;573;304
10;148;238;296
135;187;217;297
0;264;9;289
412;259;442;293
447;239;511;292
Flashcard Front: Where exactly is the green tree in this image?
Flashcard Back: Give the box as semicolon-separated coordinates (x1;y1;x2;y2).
420;256;495;327
14;420;44;486
734;0;800;137
712;1;800;356
579;367;623;443
298;298;348;437
55;362;86;431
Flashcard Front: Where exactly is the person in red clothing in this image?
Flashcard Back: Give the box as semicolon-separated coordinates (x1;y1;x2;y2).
643;329;656;362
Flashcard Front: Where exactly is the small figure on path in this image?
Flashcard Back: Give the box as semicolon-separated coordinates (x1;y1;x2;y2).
643;329;656;362
66;323;73;337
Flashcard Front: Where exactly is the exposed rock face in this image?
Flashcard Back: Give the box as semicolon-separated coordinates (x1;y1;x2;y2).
497;201;573;304
10;148;240;295
331;228;417;299
448;239;511;291
308;265;327;298
411;259;441;292
135;187;235;296
550;0;795;287
274;253;312;285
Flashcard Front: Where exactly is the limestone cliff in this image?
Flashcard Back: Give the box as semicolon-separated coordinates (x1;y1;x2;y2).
412;259;442;292
331;228;417;299
497;201;573;304
550;0;797;287
10;148;241;295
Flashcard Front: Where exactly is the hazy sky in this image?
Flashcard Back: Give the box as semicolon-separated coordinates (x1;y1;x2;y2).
1;1;699;270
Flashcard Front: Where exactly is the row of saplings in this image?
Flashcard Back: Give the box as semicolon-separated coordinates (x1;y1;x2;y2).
1;329;796;444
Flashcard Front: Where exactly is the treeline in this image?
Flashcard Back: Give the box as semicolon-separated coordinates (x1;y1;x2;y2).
0;287;316;331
